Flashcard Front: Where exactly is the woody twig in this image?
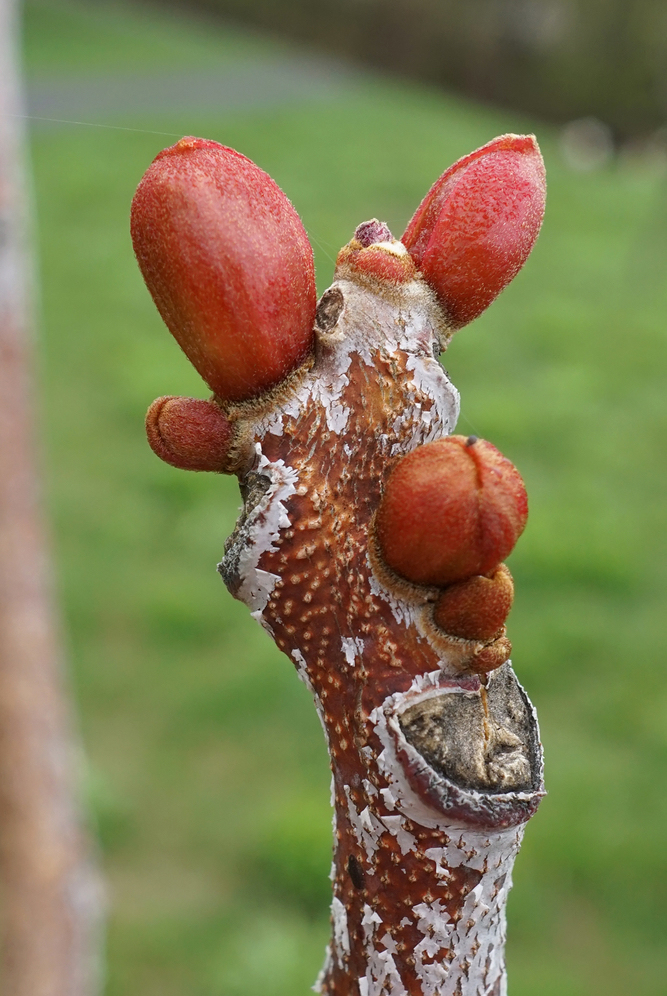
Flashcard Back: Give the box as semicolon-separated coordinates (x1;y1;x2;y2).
131;134;546;995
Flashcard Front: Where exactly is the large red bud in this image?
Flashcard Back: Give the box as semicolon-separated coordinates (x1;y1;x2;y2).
131;137;317;403
402;134;546;328
375;435;528;586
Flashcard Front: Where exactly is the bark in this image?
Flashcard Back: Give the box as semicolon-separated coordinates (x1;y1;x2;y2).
0;2;104;993
218;273;545;994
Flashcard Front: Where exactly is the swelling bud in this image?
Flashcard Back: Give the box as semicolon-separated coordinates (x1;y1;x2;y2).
146;396;233;472
375;435;528;586
131;137;317;403
402;134;546;328
335;219;418;286
433;564;514;641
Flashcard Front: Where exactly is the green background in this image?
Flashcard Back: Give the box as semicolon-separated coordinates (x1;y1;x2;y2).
23;0;667;992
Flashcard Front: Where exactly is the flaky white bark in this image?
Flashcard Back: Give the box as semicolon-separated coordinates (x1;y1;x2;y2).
219;271;544;994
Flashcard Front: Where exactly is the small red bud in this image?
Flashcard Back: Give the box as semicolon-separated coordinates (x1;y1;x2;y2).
402;134;546;328
146;396;233;472
432;564;514;641
375;435;528;586
470;636;512;674
336;219;418;286
131;137;317;403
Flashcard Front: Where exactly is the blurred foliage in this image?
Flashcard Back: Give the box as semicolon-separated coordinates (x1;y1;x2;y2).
184;0;667;139
22;0;667;993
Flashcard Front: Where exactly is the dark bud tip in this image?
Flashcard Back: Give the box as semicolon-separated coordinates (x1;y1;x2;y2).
354;219;394;247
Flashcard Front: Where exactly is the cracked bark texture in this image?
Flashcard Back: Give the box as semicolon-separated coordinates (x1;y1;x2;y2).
0;3;104;993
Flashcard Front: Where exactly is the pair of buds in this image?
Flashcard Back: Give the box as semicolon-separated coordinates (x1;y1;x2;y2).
132;132;545;412
375;434;527;646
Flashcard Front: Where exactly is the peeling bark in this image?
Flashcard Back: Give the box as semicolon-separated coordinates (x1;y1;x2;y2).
218;271;545;994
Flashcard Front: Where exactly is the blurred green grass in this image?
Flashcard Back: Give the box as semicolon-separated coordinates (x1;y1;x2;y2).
23;0;667;993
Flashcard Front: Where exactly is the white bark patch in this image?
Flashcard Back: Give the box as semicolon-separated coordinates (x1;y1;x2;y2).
235;447;298;616
331;895;351;964
412;826;521;996
371;240;409;256
404;350;457;421
424;825;523;876
345;785;385;862
313;945;333;994
341;636;366;668
259;390;304;437
291;648;329;742
366;559;424;632
388;399;442;458
381;786;398;811
291;647;313;689
358;904;407;996
257;275;458;452
379;814;416;855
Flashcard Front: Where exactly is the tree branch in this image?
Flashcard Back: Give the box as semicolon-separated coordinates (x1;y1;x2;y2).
132;133;546;994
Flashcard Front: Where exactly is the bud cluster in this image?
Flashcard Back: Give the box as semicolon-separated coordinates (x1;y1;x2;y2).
374;435;528;657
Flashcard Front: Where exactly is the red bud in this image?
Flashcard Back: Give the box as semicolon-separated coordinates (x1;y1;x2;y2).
433;564;514;641
402;134;546;328
470;637;512;674
131;138;317;403
336;220;418;286
375;435;528;586
146;396;233;472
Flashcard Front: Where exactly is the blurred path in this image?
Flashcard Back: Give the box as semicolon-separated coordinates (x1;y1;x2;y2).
27;55;366;126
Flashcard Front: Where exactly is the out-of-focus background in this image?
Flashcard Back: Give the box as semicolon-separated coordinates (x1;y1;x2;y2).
22;0;667;992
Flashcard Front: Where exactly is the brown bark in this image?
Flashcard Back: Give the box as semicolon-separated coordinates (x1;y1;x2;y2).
218;279;544;994
0;2;104;993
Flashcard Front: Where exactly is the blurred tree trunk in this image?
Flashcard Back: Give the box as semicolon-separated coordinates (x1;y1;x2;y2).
0;1;104;994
